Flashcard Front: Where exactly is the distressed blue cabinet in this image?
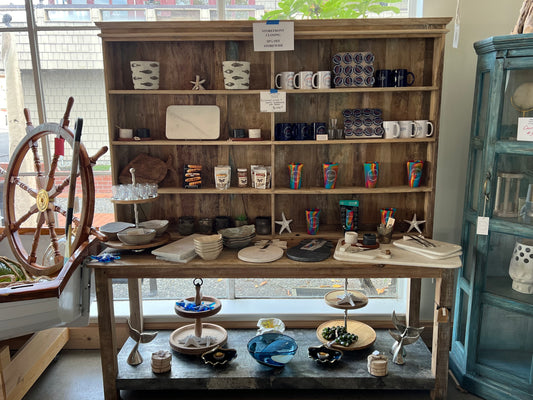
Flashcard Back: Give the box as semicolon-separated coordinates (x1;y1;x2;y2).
449;34;533;400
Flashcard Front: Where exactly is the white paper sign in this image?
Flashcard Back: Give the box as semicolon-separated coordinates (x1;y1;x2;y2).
517;117;533;141
260;91;286;112
253;21;294;52
476;216;489;236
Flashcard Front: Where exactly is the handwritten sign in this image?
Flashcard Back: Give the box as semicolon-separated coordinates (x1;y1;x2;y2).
517;117;533;141
253;21;294;52
260;91;286;113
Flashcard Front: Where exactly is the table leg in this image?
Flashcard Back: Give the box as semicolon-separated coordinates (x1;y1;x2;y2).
430;269;455;400
128;278;143;332
95;270;120;400
407;278;421;327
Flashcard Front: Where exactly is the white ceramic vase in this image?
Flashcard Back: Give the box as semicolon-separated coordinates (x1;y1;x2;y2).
509;238;533;294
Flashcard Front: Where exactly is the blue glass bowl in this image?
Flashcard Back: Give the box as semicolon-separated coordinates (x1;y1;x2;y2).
247;332;298;367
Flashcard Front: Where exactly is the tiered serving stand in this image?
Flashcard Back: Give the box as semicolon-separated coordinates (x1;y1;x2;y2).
169;278;227;355
104;168;168;250
317;279;377;351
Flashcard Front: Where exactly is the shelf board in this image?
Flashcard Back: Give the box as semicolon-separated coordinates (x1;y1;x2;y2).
274;138;436;145
156;185;431;195
273;185;432;194
107;86;439;96
112;138;435;146
157;187;273;195
116;329;434;391
484;276;533;312
111;139;272;146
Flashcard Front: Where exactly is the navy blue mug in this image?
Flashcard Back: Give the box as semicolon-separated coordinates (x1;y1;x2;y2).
275;123;293;141
311;122;327;140
394;69;415;87
293;123;309;140
374;69;394;87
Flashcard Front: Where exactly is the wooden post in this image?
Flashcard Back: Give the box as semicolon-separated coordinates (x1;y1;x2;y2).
407;278;422;327
95;270;119;400
430;269;455;400
127;278;143;333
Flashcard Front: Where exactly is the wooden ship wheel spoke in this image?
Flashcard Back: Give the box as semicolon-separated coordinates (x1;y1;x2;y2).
0;97;108;277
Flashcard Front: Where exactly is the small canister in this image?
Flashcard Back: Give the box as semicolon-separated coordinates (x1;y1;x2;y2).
237;168;248;188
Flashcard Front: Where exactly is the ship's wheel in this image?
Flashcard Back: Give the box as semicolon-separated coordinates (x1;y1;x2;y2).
0;97;107;277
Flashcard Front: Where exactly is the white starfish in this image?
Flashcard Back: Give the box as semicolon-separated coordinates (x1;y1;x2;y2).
337;292;357;306
275;212;293;234
404;214;425;234
190;75;206;90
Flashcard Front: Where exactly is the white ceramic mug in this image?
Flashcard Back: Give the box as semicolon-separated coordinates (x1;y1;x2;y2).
294;71;313;89
399;120;416;138
382;121;400;139
275;71;295;89
222;61;250;90
413;120;434;137
312;71;331;89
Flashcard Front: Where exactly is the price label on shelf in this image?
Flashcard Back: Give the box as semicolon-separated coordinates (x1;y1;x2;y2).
476;216;489;236
517;117;533;141
260;91;286;112
253;21;294;52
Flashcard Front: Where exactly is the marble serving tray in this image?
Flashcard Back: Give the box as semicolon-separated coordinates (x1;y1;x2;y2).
165;105;220;140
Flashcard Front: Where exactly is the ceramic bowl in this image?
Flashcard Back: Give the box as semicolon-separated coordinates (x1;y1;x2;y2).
117;228;156;246
139;219;168;236
247;332;298;367
99;221;135;240
308;344;343;364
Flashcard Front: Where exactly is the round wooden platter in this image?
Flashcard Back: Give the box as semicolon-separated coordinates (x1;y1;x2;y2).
110;196;158;205
174;296;222;319
169;323;228;355
324;289;369;310
103;232;169;250
316;319;376;351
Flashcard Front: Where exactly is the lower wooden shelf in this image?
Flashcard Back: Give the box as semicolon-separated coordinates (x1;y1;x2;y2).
116;328;434;391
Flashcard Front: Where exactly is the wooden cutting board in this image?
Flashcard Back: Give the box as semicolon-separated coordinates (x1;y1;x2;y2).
237;245;284;263
393;237;462;258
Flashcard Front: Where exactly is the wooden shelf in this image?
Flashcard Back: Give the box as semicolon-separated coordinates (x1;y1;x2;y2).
108;86;439;95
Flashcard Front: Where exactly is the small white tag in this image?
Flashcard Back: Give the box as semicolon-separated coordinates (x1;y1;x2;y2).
517;117;533;141
453;22;460;49
476;216;489;235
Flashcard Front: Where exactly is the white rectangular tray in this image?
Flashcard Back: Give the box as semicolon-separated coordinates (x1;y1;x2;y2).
165;105;220;140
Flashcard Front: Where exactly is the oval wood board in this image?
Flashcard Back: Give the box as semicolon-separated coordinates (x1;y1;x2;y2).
316;319;376;351
237;245;284;263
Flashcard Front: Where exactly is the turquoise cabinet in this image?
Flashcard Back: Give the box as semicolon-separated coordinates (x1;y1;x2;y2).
450;34;533;400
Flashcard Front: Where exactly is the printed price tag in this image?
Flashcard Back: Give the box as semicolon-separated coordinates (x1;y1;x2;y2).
476;216;489;236
517;117;533;141
260;91;286;112
253;21;294;52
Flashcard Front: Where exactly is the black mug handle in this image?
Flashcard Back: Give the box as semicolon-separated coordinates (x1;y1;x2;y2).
407;71;415;86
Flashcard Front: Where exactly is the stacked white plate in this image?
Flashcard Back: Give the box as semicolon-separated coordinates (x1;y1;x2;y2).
194;234;223;261
219;225;256;249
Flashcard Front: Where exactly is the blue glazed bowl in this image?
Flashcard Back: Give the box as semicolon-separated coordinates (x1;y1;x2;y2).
247;332;298;367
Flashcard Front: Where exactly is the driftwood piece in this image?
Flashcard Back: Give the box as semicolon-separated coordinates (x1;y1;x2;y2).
119;153;171;184
512;0;533;34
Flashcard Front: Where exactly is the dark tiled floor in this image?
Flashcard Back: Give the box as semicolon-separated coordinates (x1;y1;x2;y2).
23;349;483;400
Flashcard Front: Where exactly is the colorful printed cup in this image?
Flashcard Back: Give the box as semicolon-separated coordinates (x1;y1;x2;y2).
323;162;339;189
380;208;396;226
305;209;321;235
407;160;424;188
364;161;379;188
288;163;303;189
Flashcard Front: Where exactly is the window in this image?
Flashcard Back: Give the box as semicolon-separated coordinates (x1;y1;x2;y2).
1;0;417;320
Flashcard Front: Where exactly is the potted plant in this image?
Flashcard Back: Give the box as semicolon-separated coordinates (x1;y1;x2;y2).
234;214;249;227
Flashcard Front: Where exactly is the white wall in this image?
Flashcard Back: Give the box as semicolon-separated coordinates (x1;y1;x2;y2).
425;0;524;243
418;0;525;320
